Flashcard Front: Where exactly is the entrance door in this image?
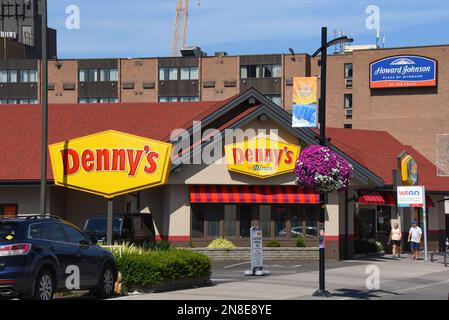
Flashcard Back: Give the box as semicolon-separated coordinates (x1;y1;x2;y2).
356;208;376;240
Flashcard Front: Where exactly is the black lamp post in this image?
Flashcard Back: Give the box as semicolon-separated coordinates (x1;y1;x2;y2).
40;0;49;216
311;27;353;297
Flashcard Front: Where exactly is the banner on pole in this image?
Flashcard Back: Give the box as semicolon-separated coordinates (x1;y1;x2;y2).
292;77;318;128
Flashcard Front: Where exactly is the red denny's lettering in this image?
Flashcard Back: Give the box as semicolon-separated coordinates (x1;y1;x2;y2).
60;145;160;177
232;146;294;165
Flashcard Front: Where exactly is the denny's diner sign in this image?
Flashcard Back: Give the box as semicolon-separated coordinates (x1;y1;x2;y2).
49;130;172;198
225;138;301;178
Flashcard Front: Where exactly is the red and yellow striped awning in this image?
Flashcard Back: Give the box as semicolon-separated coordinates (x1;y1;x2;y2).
189;185;319;204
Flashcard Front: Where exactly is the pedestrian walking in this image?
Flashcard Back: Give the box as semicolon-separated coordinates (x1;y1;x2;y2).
407;221;422;260
389;223;402;258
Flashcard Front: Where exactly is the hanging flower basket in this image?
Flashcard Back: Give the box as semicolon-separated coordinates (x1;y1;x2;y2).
293;145;353;193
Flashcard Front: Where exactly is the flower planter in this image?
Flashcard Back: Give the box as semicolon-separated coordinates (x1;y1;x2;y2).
187;247;319;261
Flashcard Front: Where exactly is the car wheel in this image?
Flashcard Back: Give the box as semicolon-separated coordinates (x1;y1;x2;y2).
93;264;115;299
33;269;55;301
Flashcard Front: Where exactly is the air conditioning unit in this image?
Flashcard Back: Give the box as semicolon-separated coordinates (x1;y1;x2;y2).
345;78;353;88
344;109;353;117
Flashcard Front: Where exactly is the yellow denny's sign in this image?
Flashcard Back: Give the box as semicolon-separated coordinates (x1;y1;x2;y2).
49;130;172;198
225;138;301;178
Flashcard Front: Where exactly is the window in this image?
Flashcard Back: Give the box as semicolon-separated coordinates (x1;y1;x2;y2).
79;97;118;104
159;96;199;102
79;69;87;82
192;206;205;239
8;70;17;83
239;205;252;238
207;206;221;238
169;68;178;80
20;70;29;82
344;94;352;109
344;63;353;79
241;64;282;79
377;206;392;234
344;124;353;129
0;70;7;83
266;95;282;106
159;68;168;81
99;69;118;81
79;69;99;82
180;67;190;80
224;205;236;238
29;223;67;242
259;205;271;238
273;205;288;237
61;224;87;244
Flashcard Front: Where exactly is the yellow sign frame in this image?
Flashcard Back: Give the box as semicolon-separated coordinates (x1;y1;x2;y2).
49;130;172;198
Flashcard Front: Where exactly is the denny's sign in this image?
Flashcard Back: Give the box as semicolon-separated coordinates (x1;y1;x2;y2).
225;138;301;178
49;130;172;198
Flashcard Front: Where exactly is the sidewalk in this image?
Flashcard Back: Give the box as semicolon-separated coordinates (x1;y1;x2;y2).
114;255;449;300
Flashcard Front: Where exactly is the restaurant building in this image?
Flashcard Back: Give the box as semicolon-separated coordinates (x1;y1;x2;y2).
0;89;448;259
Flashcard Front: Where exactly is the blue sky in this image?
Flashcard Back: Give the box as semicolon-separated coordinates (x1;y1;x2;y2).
48;0;449;59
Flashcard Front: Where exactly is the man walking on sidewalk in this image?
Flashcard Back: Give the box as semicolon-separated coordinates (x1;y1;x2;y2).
408;221;422;260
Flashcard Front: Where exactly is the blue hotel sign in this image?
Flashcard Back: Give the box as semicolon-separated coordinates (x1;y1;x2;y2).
370;55;437;89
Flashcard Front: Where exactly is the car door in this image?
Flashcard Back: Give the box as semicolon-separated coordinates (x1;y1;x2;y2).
60;223;99;288
28;222;81;290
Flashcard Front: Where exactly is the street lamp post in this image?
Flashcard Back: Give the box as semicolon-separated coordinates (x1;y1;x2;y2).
40;0;49;216
311;27;353;297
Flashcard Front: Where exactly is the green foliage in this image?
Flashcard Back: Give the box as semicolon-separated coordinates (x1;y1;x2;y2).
110;249;211;294
266;240;281;248
143;240;173;251
295;234;306;248
207;238;236;250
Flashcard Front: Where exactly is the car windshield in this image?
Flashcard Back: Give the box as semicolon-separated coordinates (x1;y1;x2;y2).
85;218;122;232
0;222;20;241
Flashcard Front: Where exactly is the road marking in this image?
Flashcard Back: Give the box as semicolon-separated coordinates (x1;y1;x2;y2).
290;265;302;268
224;262;250;269
211;279;240;282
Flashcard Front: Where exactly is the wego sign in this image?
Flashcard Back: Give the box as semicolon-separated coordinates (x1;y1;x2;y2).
225;138;301;178
49;130;172;198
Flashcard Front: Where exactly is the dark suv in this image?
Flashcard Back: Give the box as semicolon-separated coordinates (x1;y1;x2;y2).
0;216;118;300
84;214;155;244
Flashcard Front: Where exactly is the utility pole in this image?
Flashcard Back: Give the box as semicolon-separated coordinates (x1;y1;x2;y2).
40;0;49;216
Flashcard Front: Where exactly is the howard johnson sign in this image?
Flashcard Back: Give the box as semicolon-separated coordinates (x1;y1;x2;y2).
370;55;437;89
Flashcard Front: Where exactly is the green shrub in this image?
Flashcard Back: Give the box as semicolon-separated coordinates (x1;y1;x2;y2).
110;249;211;294
266;240;281;247
207;238;236;250
295;235;306;248
143;240;173;251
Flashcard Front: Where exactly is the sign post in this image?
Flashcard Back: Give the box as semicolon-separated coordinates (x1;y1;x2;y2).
244;226;270;276
397;185;429;262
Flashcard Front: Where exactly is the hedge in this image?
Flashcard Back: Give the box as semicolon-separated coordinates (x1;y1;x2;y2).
113;249;211;293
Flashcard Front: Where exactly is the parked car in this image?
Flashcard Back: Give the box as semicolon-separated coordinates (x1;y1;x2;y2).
0;215;118;300
83;214;155;244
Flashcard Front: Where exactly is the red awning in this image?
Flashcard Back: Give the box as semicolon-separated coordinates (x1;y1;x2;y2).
380;191;395;206
357;190;385;205
189;185;319;204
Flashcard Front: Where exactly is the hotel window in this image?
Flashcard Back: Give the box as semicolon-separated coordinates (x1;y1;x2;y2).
99;69;118;81
266;95;282;106
344;63;353;79
78;97;118;103
180;66;199;80
159;96;199;102
241;64;282;79
344;94;352;109
159;67;179;81
8;70;18;83
0;69;38;83
0;99;37;104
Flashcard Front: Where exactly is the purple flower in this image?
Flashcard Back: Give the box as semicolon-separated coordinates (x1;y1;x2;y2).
293;145;353;192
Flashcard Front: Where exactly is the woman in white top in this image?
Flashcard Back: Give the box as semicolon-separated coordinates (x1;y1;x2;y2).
389;223;402;258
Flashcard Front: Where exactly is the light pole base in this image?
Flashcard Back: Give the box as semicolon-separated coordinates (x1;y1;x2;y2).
312;289;332;297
